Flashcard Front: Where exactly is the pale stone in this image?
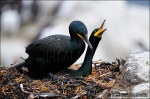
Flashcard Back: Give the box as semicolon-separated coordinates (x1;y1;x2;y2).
131;83;149;98
121;51;149;85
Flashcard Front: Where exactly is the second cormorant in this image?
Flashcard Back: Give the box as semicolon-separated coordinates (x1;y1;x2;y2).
66;20;107;77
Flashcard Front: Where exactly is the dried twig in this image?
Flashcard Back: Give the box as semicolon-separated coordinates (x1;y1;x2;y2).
73;59;103;66
67;80;90;86
96;89;108;98
28;92;60;99
20;84;32;94
71;91;87;99
96;72;112;79
92;59;103;64
99;78;116;88
20;83;60;98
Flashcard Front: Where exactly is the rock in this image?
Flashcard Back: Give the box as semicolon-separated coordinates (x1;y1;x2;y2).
121;51;149;98
109;83;128;99
121;51;149;85
131;83;149;98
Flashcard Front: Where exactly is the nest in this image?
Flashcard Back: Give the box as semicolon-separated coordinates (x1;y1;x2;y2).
0;59;130;99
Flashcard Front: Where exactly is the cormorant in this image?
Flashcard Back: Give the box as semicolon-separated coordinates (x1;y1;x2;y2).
15;20;93;79
67;20;107;77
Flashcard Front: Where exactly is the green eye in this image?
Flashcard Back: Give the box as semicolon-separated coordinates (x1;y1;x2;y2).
94;30;97;33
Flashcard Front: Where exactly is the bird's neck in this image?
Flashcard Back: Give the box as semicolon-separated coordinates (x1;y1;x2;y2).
75;37;101;76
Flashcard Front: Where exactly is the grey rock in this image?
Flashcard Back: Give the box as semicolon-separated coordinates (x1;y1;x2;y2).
120;51;149;98
121;51;149;85
131;83;149;99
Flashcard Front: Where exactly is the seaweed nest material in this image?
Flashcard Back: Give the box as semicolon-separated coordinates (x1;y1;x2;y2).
0;59;130;99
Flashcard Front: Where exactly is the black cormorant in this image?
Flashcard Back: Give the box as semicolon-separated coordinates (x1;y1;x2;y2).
68;20;107;77
15;20;93;79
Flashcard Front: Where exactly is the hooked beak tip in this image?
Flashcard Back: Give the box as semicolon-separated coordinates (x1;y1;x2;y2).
89;44;93;50
84;37;93;50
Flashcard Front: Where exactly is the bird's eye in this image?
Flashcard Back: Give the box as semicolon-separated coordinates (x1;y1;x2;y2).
94;30;97;33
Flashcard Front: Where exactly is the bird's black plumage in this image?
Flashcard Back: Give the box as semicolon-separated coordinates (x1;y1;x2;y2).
15;21;93;79
68;20;107;77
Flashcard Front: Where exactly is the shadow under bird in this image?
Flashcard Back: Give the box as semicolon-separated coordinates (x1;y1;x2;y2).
14;20;93;79
63;20;107;77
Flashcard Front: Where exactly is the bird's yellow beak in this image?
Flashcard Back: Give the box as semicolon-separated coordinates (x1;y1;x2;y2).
77;34;84;39
77;34;93;50
94;20;107;38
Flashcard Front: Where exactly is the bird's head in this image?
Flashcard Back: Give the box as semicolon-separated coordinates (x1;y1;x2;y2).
69;20;93;49
91;20;107;39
